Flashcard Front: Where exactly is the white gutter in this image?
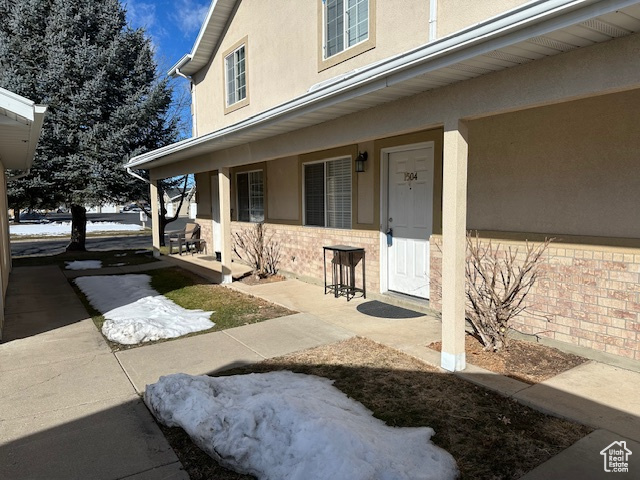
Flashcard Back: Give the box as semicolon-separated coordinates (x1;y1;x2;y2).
126;167;151;184
127;0;637;170
173;67;198;138
429;0;438;42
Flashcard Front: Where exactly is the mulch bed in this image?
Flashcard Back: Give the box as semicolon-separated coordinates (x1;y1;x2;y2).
429;334;587;384
158;337;591;480
239;273;286;286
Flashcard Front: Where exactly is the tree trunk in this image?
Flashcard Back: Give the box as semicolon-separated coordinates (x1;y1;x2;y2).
66;204;87;251
13;208;20;224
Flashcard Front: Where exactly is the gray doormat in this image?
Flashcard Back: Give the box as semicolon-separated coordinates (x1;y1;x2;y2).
356;300;424;319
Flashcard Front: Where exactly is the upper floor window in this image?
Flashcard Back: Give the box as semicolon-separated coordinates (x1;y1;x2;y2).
237;170;264;223
225;44;246;107
324;0;369;59
304;157;352;229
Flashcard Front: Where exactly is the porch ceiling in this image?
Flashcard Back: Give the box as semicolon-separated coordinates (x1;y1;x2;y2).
0;88;47;170
128;0;640;172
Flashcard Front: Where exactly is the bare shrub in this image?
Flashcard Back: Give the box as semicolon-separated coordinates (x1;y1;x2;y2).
466;233;551;351
233;223;281;276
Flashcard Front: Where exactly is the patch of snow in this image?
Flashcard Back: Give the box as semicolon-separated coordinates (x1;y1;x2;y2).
109;262;127;267
65;260;102;270
114;253;128;257
10;221;144;237
145;371;459;480
74;274;214;344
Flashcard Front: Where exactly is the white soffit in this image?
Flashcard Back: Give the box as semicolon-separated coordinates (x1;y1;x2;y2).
132;0;640;170
0;88;47;170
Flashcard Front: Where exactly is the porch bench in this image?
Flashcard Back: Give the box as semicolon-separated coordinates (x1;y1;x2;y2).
186;238;207;255
168;222;201;255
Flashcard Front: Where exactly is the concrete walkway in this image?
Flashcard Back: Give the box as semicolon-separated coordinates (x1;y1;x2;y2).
2;263;640;479
0;266;187;480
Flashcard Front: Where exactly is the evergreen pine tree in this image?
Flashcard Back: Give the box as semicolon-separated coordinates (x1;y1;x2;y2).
0;0;177;250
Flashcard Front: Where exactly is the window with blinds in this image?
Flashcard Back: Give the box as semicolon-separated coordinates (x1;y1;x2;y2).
237;170;264;223
304;157;351;229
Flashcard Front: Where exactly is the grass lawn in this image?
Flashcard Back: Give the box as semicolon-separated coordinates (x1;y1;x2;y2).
73;266;295;351
13;248;158;268
160;337;592;480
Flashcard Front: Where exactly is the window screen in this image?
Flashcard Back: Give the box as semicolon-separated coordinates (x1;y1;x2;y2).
304;157;351;228
225;45;246;106
324;0;368;58
237;171;264;223
304;163;325;227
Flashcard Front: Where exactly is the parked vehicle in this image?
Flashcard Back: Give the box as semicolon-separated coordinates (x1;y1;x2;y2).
19;211;50;223
120;204;142;213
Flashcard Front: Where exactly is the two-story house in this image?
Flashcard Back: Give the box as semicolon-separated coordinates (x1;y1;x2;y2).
126;0;640;371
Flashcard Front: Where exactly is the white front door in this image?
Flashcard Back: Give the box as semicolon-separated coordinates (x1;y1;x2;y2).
211;174;222;254
387;145;434;299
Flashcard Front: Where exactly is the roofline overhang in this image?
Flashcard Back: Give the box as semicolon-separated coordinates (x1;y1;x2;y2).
168;0;239;78
0;88;47;170
130;0;640;171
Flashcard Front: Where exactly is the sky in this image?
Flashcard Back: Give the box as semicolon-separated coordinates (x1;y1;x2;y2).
124;0;211;136
125;0;210;72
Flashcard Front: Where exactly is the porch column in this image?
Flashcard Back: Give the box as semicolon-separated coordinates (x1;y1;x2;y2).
441;119;469;372
150;179;161;258
218;167;232;284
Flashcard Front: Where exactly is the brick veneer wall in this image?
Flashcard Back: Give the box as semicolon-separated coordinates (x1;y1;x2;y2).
231;222;380;293
195;217;213;251
430;235;640;360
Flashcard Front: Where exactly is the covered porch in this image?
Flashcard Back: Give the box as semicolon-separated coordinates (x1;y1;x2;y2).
128;0;640;370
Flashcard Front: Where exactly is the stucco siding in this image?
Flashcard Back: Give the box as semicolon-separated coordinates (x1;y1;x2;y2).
266;156;299;222
194;0;431;134
437;0;532;38
467;89;640;238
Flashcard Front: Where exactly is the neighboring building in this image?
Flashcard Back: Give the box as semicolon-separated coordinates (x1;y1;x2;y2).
163;185;196;217
0;88;46;338
126;0;640;370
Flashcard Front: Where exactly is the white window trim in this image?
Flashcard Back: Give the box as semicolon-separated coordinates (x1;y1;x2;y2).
222;37;249;114
302;156;352;229
225;45;246;107
236;169;264;223
322;0;370;60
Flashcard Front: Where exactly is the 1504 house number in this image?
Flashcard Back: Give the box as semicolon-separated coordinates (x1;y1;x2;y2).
404;172;418;181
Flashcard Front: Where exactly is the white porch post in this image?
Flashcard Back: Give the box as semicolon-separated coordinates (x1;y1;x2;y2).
441;119;469;372
218;167;232;284
150;178;161;258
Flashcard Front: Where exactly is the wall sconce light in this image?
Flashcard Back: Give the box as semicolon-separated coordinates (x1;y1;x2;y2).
355;151;368;173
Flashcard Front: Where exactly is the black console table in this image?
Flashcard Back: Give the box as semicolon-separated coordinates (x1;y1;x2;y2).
323;245;366;301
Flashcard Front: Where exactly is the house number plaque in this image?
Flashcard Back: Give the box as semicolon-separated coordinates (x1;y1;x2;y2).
404;172;418;181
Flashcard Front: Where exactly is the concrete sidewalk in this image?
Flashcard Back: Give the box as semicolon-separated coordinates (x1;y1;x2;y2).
0;266;187;480
3;264;640;479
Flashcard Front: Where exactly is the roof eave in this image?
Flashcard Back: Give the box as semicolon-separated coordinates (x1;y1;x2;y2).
131;0;640;171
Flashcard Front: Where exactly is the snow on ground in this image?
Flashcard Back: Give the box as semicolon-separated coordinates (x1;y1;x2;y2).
10;221;144;237
65;260;103;270
74;274;214;344
145;371;459;480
